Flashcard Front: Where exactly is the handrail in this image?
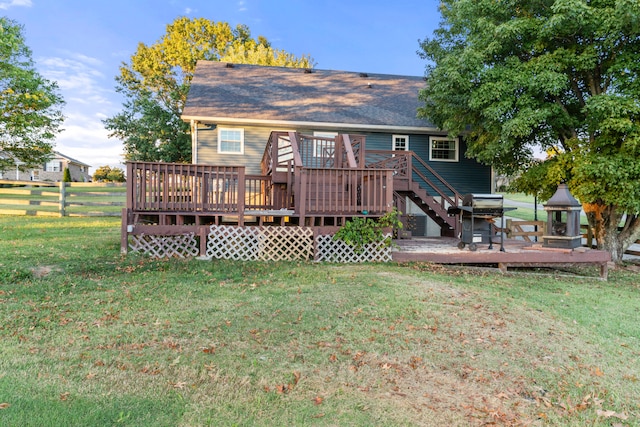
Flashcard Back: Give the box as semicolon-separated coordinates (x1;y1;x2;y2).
409;152;461;206
365;150;461;207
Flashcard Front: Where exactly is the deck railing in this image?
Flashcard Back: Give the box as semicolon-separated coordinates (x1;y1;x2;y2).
295;167;393;216
127;162;274;213
261;131;364;180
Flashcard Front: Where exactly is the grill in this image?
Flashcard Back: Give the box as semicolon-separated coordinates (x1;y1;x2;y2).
448;194;515;251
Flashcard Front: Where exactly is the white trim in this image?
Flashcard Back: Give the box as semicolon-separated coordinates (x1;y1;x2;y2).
429;136;459;162
191;119;198;164
392;134;409;151
217;127;245;154
182;115;441;133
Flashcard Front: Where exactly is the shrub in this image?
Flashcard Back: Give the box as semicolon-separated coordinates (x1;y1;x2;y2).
333;209;402;252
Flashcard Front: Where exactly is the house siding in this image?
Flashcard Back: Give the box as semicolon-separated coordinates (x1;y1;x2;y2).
196;125;277;175
195;124;491;194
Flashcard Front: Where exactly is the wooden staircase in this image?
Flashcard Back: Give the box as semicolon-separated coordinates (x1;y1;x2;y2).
401;182;457;237
365;150;462;237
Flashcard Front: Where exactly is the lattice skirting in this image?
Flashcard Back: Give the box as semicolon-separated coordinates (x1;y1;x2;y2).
205;225;315;261
128;227;391;263
129;233;199;258
315;234;392;263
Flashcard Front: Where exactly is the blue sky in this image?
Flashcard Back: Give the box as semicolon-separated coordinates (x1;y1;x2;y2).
2;0;441;171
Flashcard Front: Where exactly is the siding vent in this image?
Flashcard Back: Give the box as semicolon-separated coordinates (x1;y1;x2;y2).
226;63;234;68
303;68;313;73
359;73;368;78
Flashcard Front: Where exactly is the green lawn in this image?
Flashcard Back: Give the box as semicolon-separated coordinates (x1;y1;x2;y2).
0;216;638;426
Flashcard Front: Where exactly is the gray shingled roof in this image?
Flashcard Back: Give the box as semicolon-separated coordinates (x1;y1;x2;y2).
182;61;436;130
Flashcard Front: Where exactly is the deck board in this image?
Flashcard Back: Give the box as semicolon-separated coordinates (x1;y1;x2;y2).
392;237;610;279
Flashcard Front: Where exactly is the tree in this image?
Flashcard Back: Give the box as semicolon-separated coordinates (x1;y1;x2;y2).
62;167;71;182
418;0;640;262
0;17;65;172
106;167;125;183
93;165;125;182
104;17;313;163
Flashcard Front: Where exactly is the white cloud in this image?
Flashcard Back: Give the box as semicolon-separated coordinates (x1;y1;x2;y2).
238;0;247;12
184;7;193;14
34;52;124;171
55;115;124;171
0;0;31;10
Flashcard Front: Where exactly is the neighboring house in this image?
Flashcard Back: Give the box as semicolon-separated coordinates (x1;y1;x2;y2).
0;151;92;182
179;61;493;236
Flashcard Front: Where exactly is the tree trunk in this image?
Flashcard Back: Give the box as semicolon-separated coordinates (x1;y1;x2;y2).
583;201;640;263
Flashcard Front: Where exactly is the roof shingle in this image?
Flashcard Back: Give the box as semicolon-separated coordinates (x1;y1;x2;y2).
182;61;436;130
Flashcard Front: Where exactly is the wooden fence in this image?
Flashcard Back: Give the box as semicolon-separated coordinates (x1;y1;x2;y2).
0;180;125;217
504;218;640;257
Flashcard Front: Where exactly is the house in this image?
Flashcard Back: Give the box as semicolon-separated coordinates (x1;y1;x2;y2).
0;151;92;182
120;61;612;272
178;61;492;236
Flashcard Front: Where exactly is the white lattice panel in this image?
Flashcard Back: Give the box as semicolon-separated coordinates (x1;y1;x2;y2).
129;233;199;258
205;225;314;261
315;234;392;263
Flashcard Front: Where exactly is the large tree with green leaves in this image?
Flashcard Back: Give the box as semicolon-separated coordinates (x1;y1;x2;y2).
0;17;65;172
419;0;640;262
104;17;313;163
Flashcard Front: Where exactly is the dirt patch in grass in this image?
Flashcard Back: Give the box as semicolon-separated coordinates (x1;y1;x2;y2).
29;265;62;278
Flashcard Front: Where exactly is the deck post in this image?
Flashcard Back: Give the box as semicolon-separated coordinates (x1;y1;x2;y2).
199;226;208;256
126;162;135;211
286;160;293;209
237;167;245;226
297;166;306;224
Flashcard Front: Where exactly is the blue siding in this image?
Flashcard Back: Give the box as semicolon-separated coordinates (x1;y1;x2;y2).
361;132;491;195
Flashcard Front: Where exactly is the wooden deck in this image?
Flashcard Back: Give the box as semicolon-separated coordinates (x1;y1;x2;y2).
121;131;612;277
392;237;611;279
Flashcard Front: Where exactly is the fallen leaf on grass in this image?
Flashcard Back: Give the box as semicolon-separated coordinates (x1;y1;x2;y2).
59;392;70;401
313;396;323;405
596;409;628;420
0;403;10;409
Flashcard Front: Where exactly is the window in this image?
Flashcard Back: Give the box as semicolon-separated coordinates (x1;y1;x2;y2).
218;128;244;154
429;136;459;162
44;161;62;172
392;135;409;151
